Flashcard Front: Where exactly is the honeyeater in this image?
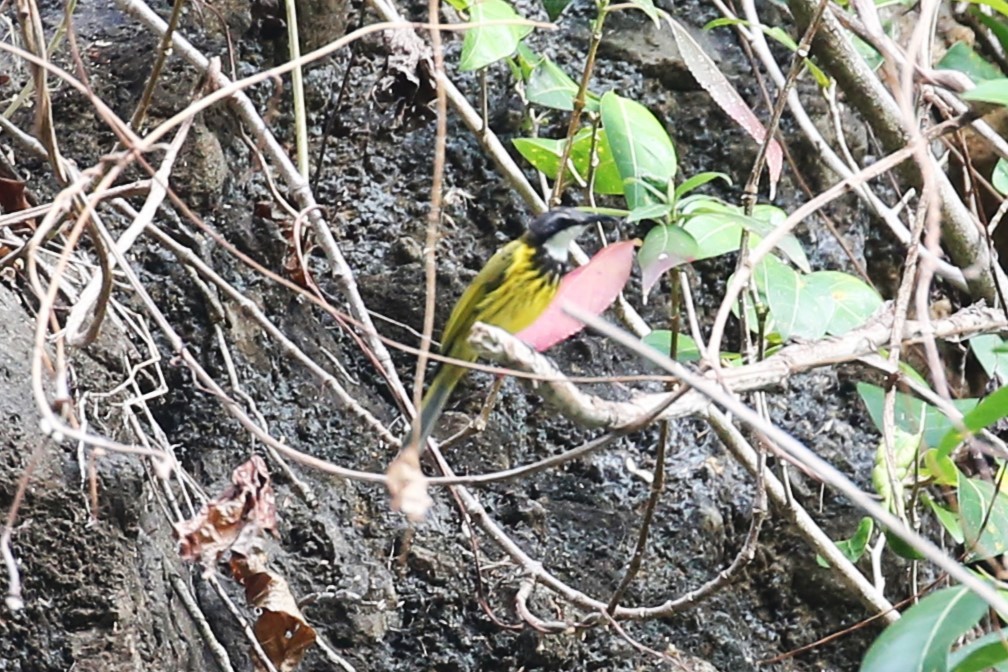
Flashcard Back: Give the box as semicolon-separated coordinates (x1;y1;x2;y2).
405;207;616;449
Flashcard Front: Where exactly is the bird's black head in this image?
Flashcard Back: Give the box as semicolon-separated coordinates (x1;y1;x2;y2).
524;207;617;248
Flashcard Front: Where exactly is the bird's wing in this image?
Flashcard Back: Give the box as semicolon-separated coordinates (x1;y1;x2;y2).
439;240;518;360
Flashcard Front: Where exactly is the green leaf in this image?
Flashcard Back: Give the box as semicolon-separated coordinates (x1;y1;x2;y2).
937;41;1004;84
938;386;1008;456
802;271;882;335
922;449;961;487
642;330;701;361
994;158;1008;196
753;255;827;340
922;492;965;544
638;224;699;299
599;91;677;210
817;517;874;568
541;0;570;21
678;199;807;270
860;586;988;672
971;8;1008;56
856;382;979;450
673;171;731;201
703;17;745;31
512;137;564;177
626;203;674;223
526;57;599;112
568;128;622;194
871;425;923;512
966;0;1008;19
971;333;1008;378
764;26;798;51
459;0;534;72
959;473;1008;561
513;129;622;194
746;204;811;273
948;630;1008;672
961;77;1008;107
885;530;927;561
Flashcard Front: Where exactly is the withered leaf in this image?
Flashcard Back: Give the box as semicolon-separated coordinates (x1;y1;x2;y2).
174;455;277;565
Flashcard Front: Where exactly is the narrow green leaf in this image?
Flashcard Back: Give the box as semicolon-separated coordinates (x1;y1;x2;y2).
860;586;988;672
961;77;1008;107
703;17;746;31
459;0;534;72
673;171;731;201
966;0;1008;19
938;386;1008;456
949;630;1008;672
626;203;674;223
922;492;965;544
971;8;1008;56
599;91;677;210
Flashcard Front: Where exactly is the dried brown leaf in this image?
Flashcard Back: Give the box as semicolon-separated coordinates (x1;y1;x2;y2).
232;551;317;672
174;456;277;565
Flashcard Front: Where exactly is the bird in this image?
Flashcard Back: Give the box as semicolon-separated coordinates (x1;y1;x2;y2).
405;207;615;450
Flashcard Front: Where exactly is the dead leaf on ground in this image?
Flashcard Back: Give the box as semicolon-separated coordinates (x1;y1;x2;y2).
174;455;277;566
232;549;317;672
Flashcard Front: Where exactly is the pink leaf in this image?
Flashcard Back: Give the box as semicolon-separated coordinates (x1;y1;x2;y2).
667;18;783;198
517;240;638;352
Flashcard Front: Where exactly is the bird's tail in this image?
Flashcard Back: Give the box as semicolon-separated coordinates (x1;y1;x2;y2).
403;363;467;451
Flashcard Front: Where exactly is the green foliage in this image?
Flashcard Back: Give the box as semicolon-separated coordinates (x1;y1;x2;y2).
947;631;1008;672
816;517;873;567
937;42;1003;83
937;386;1008;457
961;77;1008;106
856;383;979;450
512;128;621;194
970;334;1008;378
958;473;1008;561
860;586;988;672
598;91;677;210
458;0;533;72
541;0;571;21
642;330;701;361
871;425;923;515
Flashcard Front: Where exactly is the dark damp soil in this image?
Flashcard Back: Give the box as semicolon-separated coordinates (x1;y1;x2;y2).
0;0;907;670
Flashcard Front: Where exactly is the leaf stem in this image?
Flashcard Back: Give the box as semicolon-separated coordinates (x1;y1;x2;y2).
549;0;608;205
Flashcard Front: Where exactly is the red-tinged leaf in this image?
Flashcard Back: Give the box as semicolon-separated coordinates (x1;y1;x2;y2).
666;17;783;197
638;223;698;300
517;239;638;351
